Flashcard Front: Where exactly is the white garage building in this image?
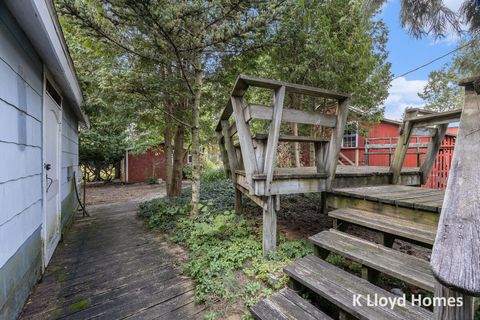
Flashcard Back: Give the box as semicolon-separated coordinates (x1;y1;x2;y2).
0;1;88;318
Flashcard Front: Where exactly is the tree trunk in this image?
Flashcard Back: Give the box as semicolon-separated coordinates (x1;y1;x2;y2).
292;123;300;167
171;124;185;197
164;122;174;197
191;57;203;216
289;94;301;167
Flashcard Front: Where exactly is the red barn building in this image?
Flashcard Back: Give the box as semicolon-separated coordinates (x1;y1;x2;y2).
121;145;167;183
339;118;457;189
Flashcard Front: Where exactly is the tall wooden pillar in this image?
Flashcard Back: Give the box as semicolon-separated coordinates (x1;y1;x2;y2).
263;195;278;257
431;76;480;319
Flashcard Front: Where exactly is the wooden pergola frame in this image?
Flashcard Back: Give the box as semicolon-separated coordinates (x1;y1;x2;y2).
216;75;351;256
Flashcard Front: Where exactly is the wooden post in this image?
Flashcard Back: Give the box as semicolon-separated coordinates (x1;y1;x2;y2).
431;76;480;319
263;86;286;195
263;196;278;257
390;110;415;184
324;98;350;189
221;120;239;180
216;132;231;178
420;123;448;184
433;281;474;320
235;187;242;214
231;96;258;194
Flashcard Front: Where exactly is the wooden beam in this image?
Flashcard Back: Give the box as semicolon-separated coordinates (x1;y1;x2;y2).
409;108;462;127
253;133;329;143
324;98;350;189
235;183;266;210
263;86;286;196
366;142;429;149
231;96;258;193
238;74;350;100
420;124;448;184
221;120;239;180
431;79;480;296
244;104;337;127
390;120;414;184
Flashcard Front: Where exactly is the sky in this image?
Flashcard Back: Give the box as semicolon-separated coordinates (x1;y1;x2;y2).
380;0;463;120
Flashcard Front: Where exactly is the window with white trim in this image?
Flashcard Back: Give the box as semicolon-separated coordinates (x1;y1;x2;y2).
342;122;358;148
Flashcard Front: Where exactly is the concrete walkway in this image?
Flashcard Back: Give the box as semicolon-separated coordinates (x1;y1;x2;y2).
20;200;204;319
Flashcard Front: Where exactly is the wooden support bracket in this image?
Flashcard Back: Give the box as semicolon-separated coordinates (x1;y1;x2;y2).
263;86;286;196
420;123;448;184
231;96;258;194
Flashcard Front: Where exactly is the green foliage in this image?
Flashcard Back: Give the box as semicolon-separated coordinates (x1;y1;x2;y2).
418;66;464;112
139;197;191;230
146;177;159;185
201;169;226;183
183;165;193;180
138;179;312;318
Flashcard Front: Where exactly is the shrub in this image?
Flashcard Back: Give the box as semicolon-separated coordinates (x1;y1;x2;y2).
138;179;313;319
146;177;159;184
201;167;226;183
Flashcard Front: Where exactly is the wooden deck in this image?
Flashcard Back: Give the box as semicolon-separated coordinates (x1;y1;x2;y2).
331;184;444;212
20;201;204;320
235;166;421;195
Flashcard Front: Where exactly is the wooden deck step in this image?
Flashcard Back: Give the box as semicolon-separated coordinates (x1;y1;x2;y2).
285;255;432;320
309;230;435;292
250;288;333;320
329;208;437;246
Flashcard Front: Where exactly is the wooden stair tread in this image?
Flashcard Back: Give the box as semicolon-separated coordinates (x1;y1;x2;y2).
329;208;437;245
285;255;432;320
309;230;435;292
250;288;333;320
330;185;443;212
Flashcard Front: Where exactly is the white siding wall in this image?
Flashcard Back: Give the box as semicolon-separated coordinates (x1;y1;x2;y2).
0;4;44;268
61;106;79;202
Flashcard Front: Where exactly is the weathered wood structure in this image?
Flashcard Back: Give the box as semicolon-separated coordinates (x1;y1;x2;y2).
389;108;461;185
248;77;480;319
217;75;424;257
430;76;480;319
217;75;351;256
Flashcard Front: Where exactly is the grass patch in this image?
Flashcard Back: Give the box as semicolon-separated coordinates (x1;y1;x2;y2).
67;299;91;312
139;179;313;319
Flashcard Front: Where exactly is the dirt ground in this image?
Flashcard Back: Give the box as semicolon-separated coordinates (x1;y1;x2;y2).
243;193;431;262
84;181;190;206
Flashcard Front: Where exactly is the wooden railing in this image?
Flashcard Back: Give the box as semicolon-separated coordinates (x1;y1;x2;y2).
390;108;462;184
216;75;351;256
365;136;428;166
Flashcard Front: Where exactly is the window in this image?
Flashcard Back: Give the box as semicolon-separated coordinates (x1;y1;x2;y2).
342;122;358;148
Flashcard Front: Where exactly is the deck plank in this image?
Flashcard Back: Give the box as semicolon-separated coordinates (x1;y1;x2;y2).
285;255;432;320
20;201;202;320
309;230;435;291
250;288;333;320
331;185;444;212
329;208;437;245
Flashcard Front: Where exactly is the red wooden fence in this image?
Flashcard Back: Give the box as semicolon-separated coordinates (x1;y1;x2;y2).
423;136;456;189
364;135;456;189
